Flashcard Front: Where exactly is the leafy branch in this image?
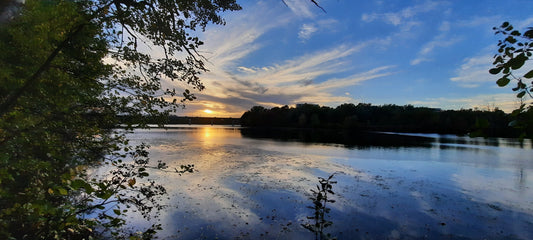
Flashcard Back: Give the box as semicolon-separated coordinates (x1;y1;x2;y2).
302;173;338;240
490;22;533;138
490;22;533;99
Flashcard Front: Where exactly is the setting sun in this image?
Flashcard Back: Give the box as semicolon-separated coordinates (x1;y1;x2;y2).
203;109;214;114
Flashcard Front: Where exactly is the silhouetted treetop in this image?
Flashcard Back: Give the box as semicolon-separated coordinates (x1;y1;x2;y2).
240;103;524;137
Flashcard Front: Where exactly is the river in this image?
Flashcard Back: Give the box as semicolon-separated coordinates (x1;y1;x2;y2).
114;125;532;239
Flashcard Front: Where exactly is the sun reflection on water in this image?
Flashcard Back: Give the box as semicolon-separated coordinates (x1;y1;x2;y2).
122;126;533;239
203;127;211;138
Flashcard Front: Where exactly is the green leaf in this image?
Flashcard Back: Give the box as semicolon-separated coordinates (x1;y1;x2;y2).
509;53;527;70
496;77;510;87
58;187;68;196
524;70;533;78
492;56;503;64
505;36;517;44
71;179;93;192
95;190;113;199
511;107;524;116
503;67;511;74
489;67;503;75
517;91;526;98
113;209;121;215
524;29;533;38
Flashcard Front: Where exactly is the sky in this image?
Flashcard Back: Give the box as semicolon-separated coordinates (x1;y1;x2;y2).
165;0;533;117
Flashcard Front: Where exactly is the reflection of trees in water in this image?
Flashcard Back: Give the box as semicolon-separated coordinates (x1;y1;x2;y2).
240;128;434;149
302;173;338;240
134;127;531;239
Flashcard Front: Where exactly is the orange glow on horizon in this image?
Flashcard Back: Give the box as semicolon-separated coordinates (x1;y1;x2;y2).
189;107;242;118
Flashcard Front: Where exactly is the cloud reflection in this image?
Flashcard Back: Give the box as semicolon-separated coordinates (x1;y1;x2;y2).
122;127;533;239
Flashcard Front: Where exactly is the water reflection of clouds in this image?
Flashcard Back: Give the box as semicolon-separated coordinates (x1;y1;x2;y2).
452;167;533;213
146;137;352;237
118;130;329;228
122;126;532;239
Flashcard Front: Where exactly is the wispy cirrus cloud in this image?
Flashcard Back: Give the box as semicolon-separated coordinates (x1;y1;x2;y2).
450;53;496;88
194;42;394;115
456;16;501;28
409;93;525;112
411;21;462;65
201;5;290;69
313;65;396;91
170;3;395;117
137;1;533;117
298;24;318;40
281;0;321;18
450;51;533;90
298;23;318;40
298;19;338;41
361;0;447;31
516;17;533;29
245;44;365;85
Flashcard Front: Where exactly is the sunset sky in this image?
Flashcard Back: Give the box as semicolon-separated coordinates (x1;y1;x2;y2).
167;0;533;117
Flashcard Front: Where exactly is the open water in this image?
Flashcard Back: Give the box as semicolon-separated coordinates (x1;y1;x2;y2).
112;125;532;239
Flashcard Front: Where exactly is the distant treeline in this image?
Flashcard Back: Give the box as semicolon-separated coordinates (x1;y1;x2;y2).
167;116;240;125
240;103;533;137
120;115;240;126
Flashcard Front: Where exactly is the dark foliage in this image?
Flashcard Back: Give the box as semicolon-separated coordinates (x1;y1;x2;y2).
490;22;533;139
302;173;337;240
0;0;240;239
241;103;524;138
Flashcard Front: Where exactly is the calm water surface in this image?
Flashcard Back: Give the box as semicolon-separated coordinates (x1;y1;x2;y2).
118;125;532;239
